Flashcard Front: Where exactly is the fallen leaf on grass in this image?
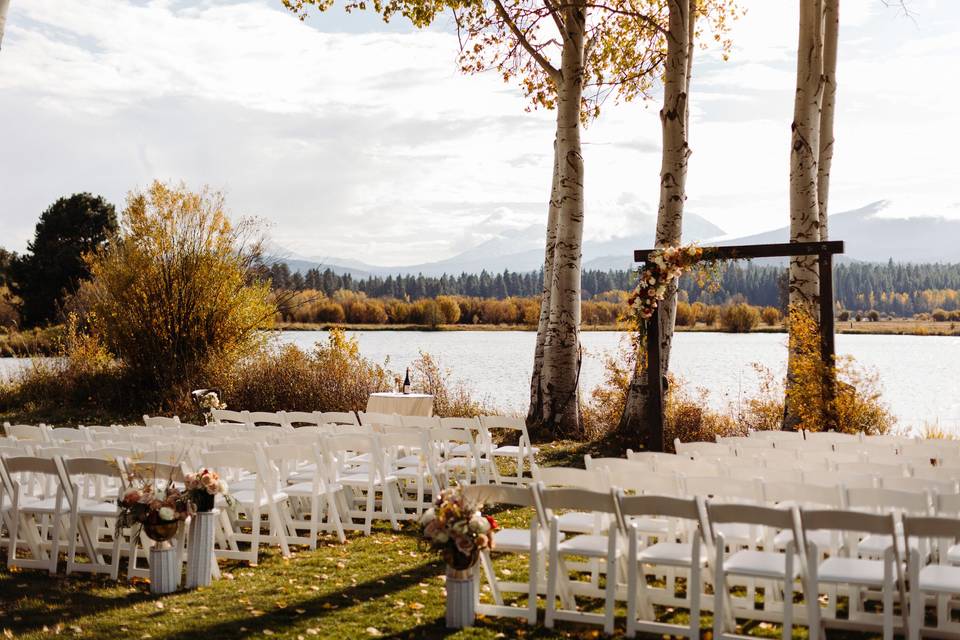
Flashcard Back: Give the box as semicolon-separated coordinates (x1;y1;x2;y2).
365;628;382;637
408;602;424;611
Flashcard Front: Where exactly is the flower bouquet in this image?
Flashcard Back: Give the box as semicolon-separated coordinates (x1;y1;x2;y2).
117;481;192;544
420;486;499;628
184;469;230;512
192;388;226;424
420;486;499;571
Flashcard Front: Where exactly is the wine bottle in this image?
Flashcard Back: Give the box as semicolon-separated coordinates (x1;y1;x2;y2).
403;368;411;395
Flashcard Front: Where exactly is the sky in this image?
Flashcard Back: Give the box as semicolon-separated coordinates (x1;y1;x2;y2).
1;0;958;266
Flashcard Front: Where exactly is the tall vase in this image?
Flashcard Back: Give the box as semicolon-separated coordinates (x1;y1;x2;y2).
149;544;179;594
445;565;476;629
185;510;217;589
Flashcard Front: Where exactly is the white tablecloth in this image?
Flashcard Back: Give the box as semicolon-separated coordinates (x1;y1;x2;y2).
366;392;434;416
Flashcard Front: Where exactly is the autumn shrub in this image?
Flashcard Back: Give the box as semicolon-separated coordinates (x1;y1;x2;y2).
674;301;695;326
786;308;895;435
838;309;850;321
761;306;782;326
0;315;137;422
932;308;950;322
719;302;760;332
868;310;880;322
700;304;719;327
223;329;392;413
80;181;275;408
436;296;462;324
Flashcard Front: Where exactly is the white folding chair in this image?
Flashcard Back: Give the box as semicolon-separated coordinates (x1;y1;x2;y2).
263;443;346;546
617;493;708;639
1;456;68;574
318;411;359;427
480;415;538;485
357;411;401;429
323;433;402;535
747;429;803;442
142;415;182;428
904;514;960;639
120;459;190;580
846;487;930;559
763;481;844;554
210;409;250;426
46;427;92;444
674;439;732;458
3;423;47;442
802;508;905;640
538;485;621;634
463;484;542;625
707;502;808;640
281;411;323;428
60;457;123;580
247;412;289;429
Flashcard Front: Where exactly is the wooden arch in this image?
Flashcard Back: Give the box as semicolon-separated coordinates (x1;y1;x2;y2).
633;240;845;452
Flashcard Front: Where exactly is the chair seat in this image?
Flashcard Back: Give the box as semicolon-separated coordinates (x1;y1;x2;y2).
629;516;671;535
774;528;834;550
636;542;705;567
558;534;616;558
724;550;798;579
340;473;397;486
817;557;887;587
285;481;341;496
226;490;289;507
918;564;960;593
395;454;422;467
857;533;920;556
716;522;760;545
493;527;553;552
557;511;604;534
492;445;539;456
18;496;64;513
947;544;960;564
76;499;120;517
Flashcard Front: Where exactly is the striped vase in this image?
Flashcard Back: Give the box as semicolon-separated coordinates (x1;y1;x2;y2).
444;566;476;629
149;546;179;594
185;510;217;589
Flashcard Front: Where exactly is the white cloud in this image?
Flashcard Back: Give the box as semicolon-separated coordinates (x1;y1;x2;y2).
0;0;958;265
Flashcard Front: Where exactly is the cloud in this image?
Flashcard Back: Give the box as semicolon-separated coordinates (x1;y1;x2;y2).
1;0;959;265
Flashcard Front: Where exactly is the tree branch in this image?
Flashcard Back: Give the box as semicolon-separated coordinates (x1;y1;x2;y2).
492;0;561;81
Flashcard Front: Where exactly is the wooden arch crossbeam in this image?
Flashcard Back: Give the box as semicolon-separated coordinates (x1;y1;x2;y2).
633;240;845;452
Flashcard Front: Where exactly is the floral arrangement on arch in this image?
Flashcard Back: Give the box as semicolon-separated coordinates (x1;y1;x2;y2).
420;486;499;570
629;244;705;320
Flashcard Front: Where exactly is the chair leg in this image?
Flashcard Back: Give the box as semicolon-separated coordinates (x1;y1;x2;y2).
626;535;638;639
714;538;727;639
690;561;702;640
545;522;558;629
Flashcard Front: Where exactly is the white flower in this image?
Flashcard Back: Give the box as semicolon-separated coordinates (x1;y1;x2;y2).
158;506;176;521
217;480;229;495
419;508;436;525
469;513;491;533
434;530;449;543
688;246;698;256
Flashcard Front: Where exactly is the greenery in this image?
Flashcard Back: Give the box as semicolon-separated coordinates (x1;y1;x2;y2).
7;193;117;327
0;444;887;640
76;181;276;411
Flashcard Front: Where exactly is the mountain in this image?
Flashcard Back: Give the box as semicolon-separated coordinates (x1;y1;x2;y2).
715;201;960;264
275;212;725;276
270;202;960;277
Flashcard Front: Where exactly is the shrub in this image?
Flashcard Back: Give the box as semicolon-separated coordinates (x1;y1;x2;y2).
700;305;719;327
224;329;392;413
674;301;695;327
932;308;950;322
838;310;850;321
786;308;894;435
719;303;760;333
436;296;462;324
81;181;275;408
868;309;880;322
760;306;782;326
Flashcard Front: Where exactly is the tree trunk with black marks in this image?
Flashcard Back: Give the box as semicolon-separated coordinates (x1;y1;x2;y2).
535;0;587;439
785;0;826;430
617;0;694;448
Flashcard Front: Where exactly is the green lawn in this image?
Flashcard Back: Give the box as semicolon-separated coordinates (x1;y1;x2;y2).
0;443;886;639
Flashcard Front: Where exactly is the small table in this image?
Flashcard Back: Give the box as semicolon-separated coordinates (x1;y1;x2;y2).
366;392;435;417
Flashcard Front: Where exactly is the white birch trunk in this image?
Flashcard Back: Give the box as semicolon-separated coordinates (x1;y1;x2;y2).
818;0;839;240
617;0;693;444
0;0;11;50
786;0;826;428
538;1;587;438
527;141;562;430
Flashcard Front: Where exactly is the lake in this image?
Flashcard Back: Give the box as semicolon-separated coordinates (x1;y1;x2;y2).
2;330;958;432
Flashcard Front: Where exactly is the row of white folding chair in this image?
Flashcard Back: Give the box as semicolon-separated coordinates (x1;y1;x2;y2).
476;479;925;639
209;409;361;428
0;455;126;579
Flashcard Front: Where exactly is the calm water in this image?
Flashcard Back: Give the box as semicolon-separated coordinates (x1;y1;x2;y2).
3;331;958;432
